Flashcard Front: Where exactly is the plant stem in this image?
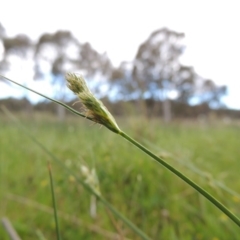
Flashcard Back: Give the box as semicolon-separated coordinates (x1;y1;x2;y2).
48;163;61;240
0;75;93;121
118;130;240;227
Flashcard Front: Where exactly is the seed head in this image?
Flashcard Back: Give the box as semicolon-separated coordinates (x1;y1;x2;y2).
80;165;101;196
66;73;120;134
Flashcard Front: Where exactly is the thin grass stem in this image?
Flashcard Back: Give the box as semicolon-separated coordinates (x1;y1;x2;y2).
0;75;92;122
143;140;240;198
48;163;61;240
118;130;240;227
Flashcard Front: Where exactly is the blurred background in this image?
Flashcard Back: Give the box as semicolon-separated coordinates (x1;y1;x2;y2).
0;0;239;121
1;1;240;239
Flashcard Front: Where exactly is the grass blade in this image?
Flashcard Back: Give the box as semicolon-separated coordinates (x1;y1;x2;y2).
1;217;21;240
0;75;92;121
48;163;61;240
118;130;240;227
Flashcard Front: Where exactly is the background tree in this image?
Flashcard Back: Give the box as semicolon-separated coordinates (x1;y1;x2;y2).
34;30;80;81
132;27;185;121
2;34;33;70
0;23;5;38
175;65;196;103
110;61;137;101
34;30;113;120
198;79;227;108
0;23;6;74
0;22;228;119
0;28;34;113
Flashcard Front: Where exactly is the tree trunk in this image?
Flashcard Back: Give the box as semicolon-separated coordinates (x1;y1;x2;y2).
163;99;171;123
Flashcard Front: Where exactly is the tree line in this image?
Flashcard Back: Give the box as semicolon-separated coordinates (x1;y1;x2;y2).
0;22;227;121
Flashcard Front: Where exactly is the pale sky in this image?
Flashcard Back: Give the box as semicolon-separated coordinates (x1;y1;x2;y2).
0;0;239;109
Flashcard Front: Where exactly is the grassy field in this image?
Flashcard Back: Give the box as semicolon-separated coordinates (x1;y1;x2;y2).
0;114;240;239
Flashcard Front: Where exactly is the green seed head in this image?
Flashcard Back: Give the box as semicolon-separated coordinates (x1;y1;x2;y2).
66;73;121;134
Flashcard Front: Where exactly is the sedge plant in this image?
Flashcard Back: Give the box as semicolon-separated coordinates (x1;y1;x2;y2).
1;73;240;229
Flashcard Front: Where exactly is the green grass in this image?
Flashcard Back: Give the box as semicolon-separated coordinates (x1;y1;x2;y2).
0;115;240;239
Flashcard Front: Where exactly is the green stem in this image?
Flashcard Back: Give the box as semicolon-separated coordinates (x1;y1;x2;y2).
118;130;240;227
0;75;93;122
48;163;61;240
